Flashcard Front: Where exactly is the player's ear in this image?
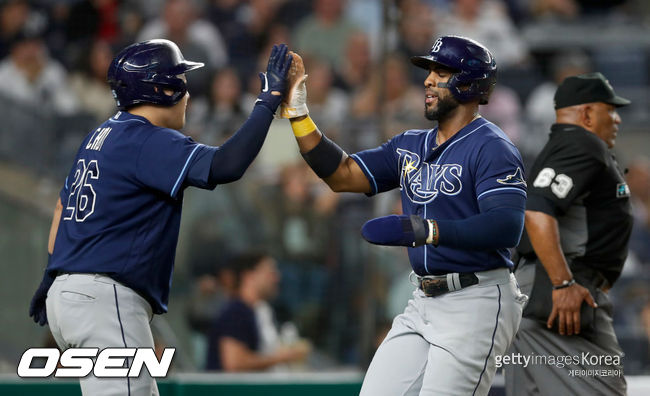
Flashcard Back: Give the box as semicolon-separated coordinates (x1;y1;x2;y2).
581;104;593;128
153;86;175;97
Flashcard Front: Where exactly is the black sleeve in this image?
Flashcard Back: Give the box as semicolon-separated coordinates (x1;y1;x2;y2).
526;137;607;216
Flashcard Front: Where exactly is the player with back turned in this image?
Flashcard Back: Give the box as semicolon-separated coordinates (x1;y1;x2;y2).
279;36;528;395
27;40;292;395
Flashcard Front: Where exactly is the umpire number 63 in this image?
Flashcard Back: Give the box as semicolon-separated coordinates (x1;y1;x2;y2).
532;167;573;199
64;159;100;222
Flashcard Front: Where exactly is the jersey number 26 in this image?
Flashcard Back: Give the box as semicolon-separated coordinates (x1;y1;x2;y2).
64;159;99;222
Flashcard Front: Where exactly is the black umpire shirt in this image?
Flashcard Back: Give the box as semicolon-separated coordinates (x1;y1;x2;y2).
517;123;633;286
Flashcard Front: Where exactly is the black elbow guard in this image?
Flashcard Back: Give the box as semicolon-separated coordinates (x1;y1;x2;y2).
301;135;345;178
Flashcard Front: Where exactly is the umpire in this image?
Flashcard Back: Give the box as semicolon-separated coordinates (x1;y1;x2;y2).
504;73;632;395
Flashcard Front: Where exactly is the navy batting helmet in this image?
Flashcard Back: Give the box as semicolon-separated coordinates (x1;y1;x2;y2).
107;39;204;110
411;35;497;105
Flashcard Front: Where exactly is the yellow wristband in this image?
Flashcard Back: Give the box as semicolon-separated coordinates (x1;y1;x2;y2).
290;116;317;138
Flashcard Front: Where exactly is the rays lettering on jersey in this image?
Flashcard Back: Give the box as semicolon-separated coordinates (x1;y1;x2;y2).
397;149;463;204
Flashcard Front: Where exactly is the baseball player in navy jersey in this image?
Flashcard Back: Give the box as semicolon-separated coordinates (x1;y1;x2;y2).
27;39;292;395
279;36;528;395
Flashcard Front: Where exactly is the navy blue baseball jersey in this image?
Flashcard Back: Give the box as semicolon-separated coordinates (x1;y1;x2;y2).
351;117;527;275
48;111;218;314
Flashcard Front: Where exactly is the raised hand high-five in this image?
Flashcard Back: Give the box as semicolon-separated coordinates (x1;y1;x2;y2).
279;51;309;119
256;44;293;113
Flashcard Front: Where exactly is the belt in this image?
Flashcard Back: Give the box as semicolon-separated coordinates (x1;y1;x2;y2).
416;272;479;297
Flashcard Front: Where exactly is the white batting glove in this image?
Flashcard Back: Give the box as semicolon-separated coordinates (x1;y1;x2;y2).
280;74;309;119
275;50;309;119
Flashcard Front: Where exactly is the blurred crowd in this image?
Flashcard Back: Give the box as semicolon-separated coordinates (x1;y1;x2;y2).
1;0;650;373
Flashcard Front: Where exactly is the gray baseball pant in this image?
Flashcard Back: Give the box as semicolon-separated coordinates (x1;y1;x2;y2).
46;273;160;396
360;268;526;396
504;262;626;396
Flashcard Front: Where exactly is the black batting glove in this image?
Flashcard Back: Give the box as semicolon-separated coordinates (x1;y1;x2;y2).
256;44;292;113
29;265;55;326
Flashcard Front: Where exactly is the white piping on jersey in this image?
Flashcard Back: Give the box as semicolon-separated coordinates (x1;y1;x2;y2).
422;128;435;274
424;200;429;273
108;118;147;124
434;120;488;165
403;129;429;136
424;129;434;152
171;145;202;198
423;119;487;274
351;154;378;194
477;186;527;200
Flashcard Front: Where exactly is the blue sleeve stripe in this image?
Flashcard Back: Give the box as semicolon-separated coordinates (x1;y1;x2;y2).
171;145;202;197
350;154;378;194
477;186;527;200
64;176;69;190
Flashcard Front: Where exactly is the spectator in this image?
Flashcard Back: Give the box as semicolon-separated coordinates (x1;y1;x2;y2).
69;39;115;122
344;0;383;58
529;0;580;20
186;67;248;145
256;162;338;267
137;0;228;97
524;50;591;161
437;0;529;68
209;0;287;81
333;31;372;93
480;86;524;147
66;0;120;43
115;3;146;48
0;0;30;59
186;252;235;368
241;0;284;48
397;0;437;84
302;57;349;138
205;252;311;371
64;0;121;66
381;53;423;137
626;157;650;265
0;27;78;115
252;161;338;343
292;0;359;72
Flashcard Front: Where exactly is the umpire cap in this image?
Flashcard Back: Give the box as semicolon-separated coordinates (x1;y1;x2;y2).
554;72;631;109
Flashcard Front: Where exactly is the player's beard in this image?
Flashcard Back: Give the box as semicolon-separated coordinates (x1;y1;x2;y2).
425;95;459;122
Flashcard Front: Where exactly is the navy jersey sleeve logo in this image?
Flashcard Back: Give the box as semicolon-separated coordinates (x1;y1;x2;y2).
397;148;463;204
497;167;527;187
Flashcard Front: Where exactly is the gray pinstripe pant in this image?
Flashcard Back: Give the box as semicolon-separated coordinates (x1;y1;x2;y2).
46;273;159;396
360;268;526;396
